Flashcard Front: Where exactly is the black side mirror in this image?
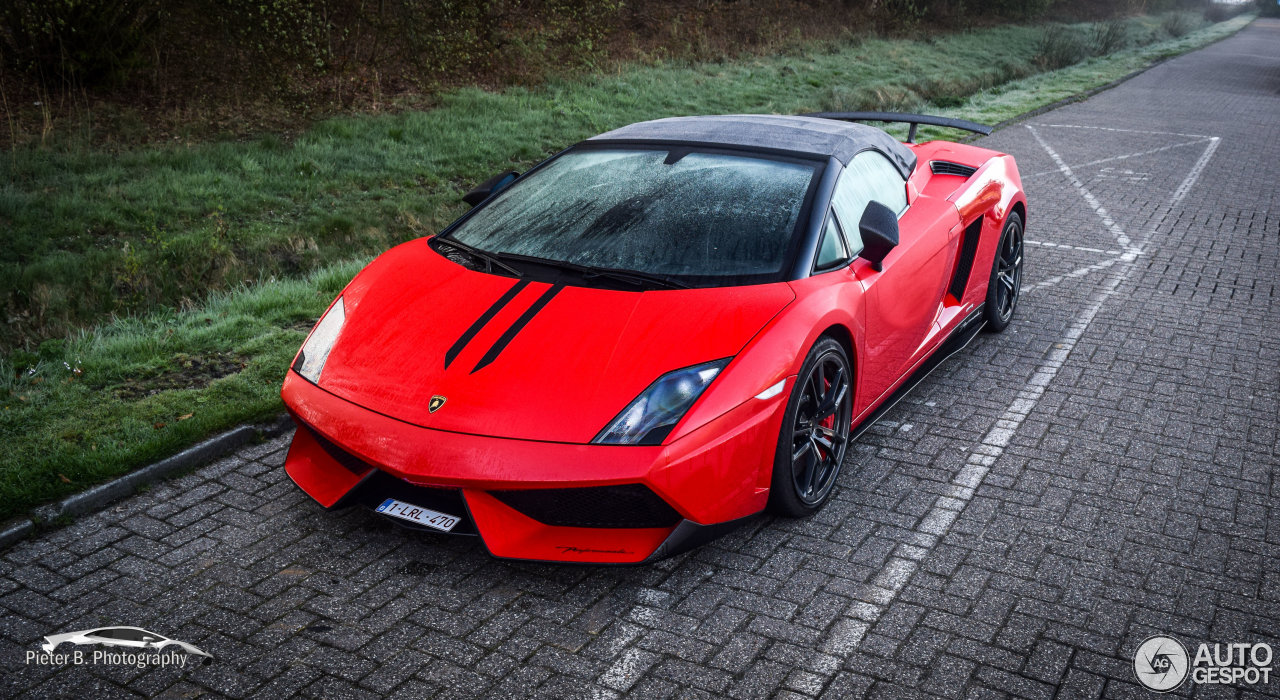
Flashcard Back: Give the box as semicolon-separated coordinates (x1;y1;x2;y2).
462;171;519;207
858;201;899;271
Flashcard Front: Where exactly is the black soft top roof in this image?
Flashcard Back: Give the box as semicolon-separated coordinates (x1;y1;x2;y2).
586;114;917;177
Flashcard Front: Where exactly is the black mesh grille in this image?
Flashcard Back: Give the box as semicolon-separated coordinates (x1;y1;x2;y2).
490;484;682;529
930;160;978;178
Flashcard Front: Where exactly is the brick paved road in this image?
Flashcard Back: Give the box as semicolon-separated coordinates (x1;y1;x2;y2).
4;21;1280;699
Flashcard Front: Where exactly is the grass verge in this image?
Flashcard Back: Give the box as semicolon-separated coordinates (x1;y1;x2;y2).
1;12;1230;349
0;12;1254;522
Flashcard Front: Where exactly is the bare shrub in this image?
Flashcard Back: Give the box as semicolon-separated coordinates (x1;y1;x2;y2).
1034;26;1090;70
1091;19;1129;55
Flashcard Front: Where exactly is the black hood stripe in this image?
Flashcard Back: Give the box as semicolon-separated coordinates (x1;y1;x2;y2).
444;280;530;368
471;285;564;374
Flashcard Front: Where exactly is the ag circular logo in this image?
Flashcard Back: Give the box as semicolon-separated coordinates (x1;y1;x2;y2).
1134;635;1190;692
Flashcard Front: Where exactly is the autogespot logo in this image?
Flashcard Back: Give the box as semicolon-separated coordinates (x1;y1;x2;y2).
1134;634;1274;692
1134;635;1189;692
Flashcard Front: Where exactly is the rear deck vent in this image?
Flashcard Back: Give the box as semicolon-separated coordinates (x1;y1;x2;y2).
930;161;978;178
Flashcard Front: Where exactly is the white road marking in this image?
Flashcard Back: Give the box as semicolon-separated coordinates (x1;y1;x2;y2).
1032;123;1212;139
819;125;1221;657
1026;125;1140;254
1162;137;1220;228
1025;134;1220;294
599;648;660;692
1085;139;1209;168
1096;167;1150;182
1022;137;1214;179
1024;256;1127;294
1025;240;1120;255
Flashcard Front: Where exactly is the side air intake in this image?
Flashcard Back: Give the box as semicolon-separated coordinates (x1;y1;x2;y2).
947;216;985;301
930;161;978;178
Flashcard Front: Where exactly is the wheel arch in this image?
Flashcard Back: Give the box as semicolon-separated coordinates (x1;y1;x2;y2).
817;323;857;390
1010;199;1026;227
671;282;865;447
766;322;856;516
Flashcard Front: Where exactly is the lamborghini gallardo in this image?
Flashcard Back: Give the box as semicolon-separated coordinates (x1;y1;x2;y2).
281;112;1027;563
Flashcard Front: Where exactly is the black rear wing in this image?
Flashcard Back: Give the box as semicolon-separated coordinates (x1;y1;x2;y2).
802;111;993;143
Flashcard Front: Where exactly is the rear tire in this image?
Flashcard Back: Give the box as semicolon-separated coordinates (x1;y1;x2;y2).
767;337;853;517
983;212;1023;333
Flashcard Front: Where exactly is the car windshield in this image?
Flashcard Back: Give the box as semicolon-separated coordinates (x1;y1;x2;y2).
444;148;818;285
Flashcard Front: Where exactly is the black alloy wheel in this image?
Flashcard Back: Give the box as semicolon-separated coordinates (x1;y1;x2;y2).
768;337;853;516
984;212;1024;332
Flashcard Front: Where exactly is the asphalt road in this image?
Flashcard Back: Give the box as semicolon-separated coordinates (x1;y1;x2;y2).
3;19;1279;700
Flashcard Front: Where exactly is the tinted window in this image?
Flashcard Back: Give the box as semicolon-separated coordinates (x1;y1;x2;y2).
814;214;848;270
831;151;908;255
448;149;818;284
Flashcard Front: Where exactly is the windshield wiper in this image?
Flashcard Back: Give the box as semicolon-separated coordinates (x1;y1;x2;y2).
583;267;691;290
497;253;690;289
434;237;523;277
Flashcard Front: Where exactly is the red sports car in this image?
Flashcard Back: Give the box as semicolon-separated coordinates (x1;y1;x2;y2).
281;112;1026;564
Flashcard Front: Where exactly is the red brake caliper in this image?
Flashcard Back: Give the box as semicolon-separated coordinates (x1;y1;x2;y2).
817;376;834;458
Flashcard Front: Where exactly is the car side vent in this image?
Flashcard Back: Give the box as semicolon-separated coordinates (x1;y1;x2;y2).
947;216;985;301
930;160;978;178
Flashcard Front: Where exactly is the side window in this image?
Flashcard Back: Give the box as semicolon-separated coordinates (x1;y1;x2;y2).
830;150;908;255
814;214;848;271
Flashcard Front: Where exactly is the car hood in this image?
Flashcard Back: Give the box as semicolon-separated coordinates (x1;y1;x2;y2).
318;238;795;443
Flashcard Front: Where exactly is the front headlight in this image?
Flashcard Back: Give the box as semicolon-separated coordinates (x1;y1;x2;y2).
293;297;346;383
593;358;730;445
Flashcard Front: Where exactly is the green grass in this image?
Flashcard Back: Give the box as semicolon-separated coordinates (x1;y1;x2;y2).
931;13;1253;131
0;12;1221;350
0;12;1253;522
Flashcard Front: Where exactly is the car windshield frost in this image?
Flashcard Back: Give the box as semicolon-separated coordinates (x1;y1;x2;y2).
445;148;817;284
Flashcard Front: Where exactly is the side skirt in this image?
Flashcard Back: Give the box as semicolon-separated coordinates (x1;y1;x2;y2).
851;305;987;443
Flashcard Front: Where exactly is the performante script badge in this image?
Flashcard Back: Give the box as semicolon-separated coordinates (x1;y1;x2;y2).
428;395;447;413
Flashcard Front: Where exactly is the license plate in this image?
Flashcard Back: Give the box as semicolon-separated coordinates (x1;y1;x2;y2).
374;498;460;532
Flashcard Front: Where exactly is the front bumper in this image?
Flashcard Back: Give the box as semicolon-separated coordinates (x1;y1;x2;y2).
281;371;790;563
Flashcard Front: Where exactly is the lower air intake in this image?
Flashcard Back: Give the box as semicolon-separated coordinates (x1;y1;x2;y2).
301;422;373;475
490;484;682;529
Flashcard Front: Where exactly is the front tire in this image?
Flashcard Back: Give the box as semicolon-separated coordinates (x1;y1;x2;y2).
983;212;1024;333
767;337;853;517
